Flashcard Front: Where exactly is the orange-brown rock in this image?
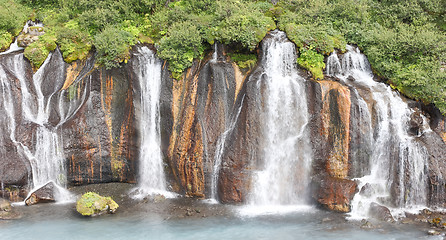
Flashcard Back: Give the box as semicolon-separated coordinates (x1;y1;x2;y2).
63;56;137;185
314;176;358;212
318;80;351;179
167;45;243;198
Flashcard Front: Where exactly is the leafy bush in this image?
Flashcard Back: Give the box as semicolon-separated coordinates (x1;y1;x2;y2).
23;32;57;69
94;25;137;69
228;53;257;69
56;20;92;63
0;30;12;51
0;0;30;49
297;47;325;80
157;21;204;78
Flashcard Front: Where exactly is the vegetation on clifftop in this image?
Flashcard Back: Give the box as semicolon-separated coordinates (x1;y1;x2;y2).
0;0;445;114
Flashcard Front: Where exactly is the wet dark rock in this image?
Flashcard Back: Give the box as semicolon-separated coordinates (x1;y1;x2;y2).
419;131;446;208
408;109;424;135
218;67;263;203
369;202;394;222
25;182;56;206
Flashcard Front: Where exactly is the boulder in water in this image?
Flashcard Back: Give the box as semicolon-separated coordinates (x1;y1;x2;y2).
25;182;56;205
368;202;394;222
313;176;358;213
76;192;119;217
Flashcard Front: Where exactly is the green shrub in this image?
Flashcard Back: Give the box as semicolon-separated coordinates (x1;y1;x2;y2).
157;21;204;78
297;47;325;80
0;0;30;35
228;53;257;69
23;32;57;69
56;20;92;63
0;30;12;51
94;25;137;69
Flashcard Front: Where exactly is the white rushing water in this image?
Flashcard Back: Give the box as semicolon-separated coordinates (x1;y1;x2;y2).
0;21;44;56
242;30;313;215
0;52;73;202
326;46;429;219
131;46;174;199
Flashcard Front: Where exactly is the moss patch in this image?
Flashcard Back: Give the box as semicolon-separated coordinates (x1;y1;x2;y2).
76;192;119;216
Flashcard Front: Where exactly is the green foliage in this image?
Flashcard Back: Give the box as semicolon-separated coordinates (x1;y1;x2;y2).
23;31;57;69
0;0;30;35
297;47;325;80
56;20;92;63
0;0;31;49
0;30;12;51
228;53;257;69
276;0;446;114
94;25;137;69
76;192;119;216
212;0;276;50
157;21;204;78
150;0;275;77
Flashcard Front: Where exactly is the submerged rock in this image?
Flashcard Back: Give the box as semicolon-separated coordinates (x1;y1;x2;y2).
76;192;119;217
25;182;56;206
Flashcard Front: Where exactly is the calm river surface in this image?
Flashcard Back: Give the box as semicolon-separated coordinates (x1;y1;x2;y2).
0;202;440;240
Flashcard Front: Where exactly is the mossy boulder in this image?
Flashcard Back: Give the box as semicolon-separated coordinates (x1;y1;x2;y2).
76;192;119;217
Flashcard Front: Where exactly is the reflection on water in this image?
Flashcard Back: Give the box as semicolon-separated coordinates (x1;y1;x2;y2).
0;205;437;240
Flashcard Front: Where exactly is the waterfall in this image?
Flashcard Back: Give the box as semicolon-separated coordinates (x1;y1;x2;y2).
131;46;173;199
326;46;429;219
210;97;245;202
0;51;74;202
243;30;313;214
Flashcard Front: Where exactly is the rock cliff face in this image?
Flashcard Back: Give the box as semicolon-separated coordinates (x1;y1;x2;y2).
0;33;446;215
63;60;138;185
166;44;246;198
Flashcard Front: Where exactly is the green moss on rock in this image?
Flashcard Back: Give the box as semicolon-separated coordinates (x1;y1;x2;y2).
76;192;119;217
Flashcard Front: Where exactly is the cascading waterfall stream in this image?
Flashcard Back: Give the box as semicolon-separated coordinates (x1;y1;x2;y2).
1;52;75;202
210;97;245;202
242;30;313;214
326;46;429;219
131;46;174;199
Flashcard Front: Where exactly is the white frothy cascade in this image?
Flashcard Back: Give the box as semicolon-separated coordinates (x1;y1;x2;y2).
0;52;75;202
326;46;429;219
132;46;174;199
242;30;313;215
